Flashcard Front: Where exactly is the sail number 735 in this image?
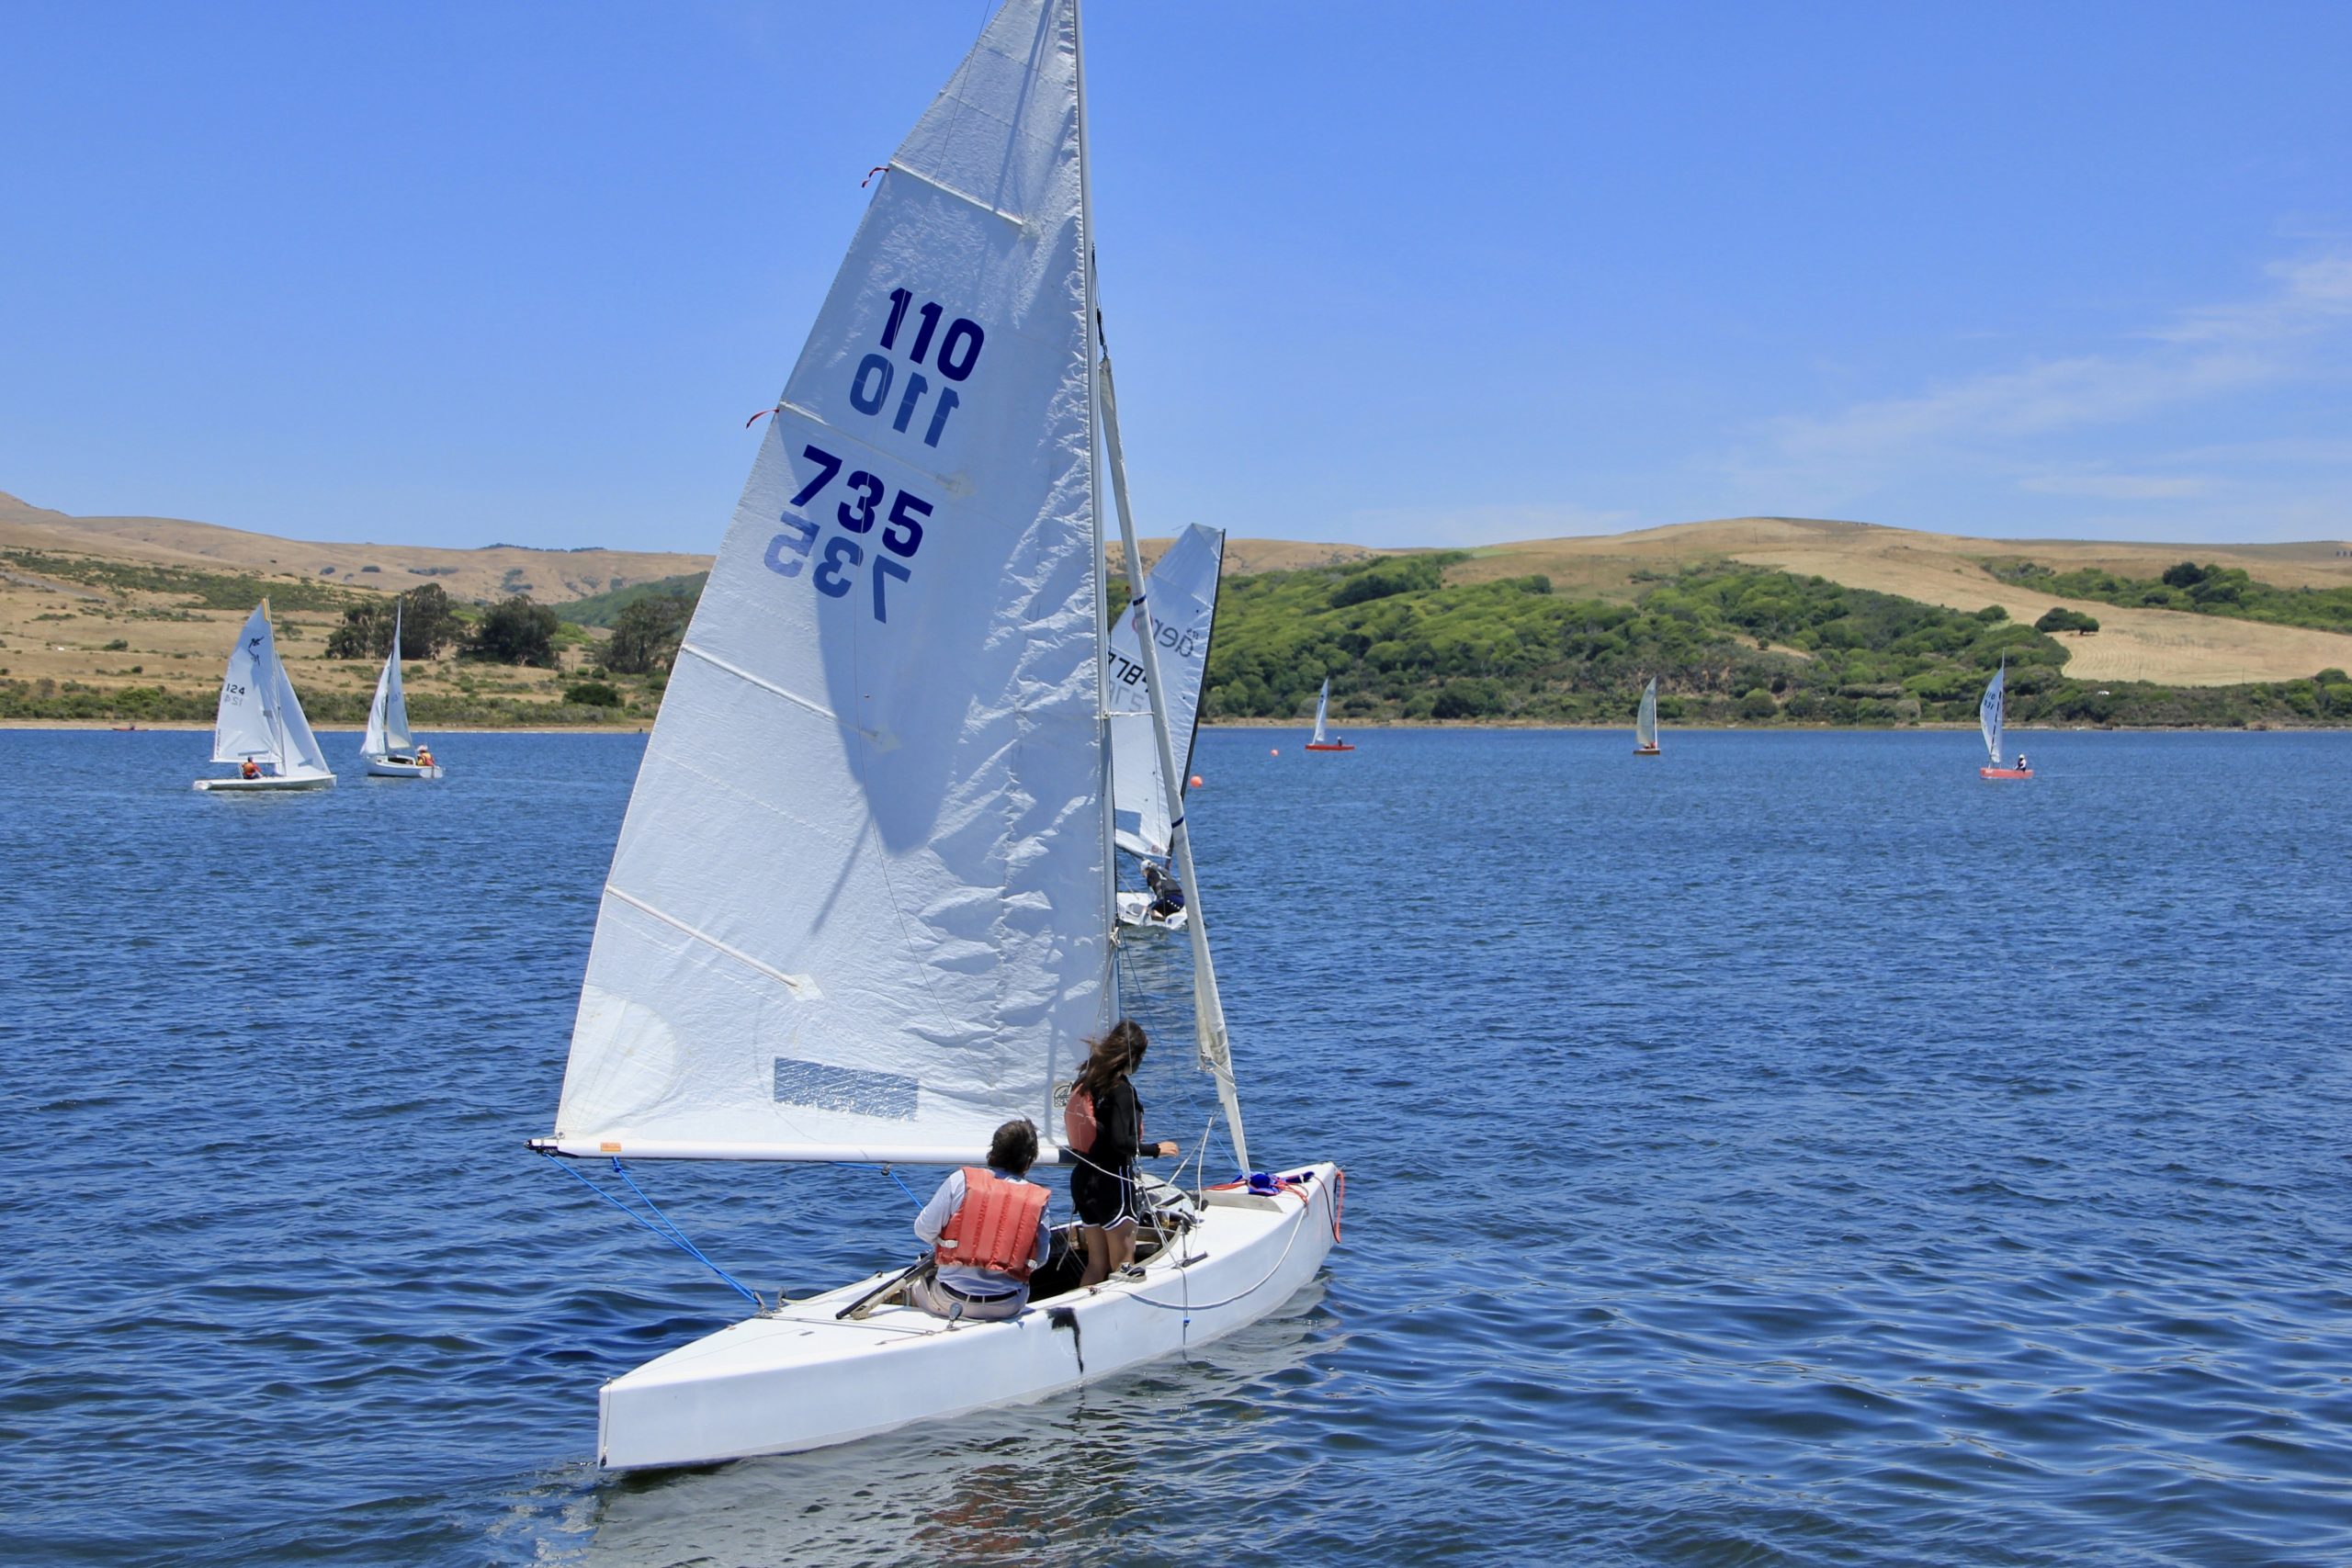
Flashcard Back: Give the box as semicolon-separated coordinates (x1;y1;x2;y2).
763;444;927;623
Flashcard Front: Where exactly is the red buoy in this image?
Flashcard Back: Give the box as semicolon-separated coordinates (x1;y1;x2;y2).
1189;774;1203;788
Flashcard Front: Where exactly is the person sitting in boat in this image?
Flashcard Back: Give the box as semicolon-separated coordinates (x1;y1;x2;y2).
1142;862;1185;921
2015;751;2029;772
909;1118;1052;1322
240;758;261;781
414;744;434;768
1069;1020;1180;1288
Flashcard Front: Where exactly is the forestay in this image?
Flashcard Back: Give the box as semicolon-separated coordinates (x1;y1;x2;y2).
1109;523;1223;858
214;603;330;777
1636;676;1658;750
1979;661;2006;766
549;0;1109;1164
363;606;413;759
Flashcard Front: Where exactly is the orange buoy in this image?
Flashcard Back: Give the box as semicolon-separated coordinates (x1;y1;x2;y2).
1269;749;1279;757
1188;774;1203;788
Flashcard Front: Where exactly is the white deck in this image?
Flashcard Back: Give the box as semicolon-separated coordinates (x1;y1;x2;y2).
598;1162;1339;1470
365;758;445;779
192;773;335;792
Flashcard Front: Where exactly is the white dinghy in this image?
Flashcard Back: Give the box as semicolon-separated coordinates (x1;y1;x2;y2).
1110;523;1223;931
193;602;335;792
531;0;1338;1472
1634;675;1660;755
360;604;443;779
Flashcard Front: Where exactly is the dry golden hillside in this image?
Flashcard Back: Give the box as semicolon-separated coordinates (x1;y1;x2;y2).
0;491;707;605
10;490;2351;706
1441;517;2352;687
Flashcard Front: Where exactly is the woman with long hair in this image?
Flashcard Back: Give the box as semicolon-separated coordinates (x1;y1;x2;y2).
1068;1019;1179;1287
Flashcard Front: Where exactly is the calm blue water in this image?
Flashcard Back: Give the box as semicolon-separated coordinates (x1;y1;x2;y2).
5;726;2349;1567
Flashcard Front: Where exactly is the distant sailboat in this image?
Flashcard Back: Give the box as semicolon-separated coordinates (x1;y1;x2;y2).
1111;524;1223;930
1979;658;2031;779
527;0;1338;1472
1634;676;1661;755
193;602;334;792
1303;677;1353;751
361;605;443;779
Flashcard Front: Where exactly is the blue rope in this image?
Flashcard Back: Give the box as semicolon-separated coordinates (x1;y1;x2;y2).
541;1152;761;1309
833;1162;926;1208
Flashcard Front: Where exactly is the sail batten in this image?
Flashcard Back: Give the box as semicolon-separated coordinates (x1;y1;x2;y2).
551;0;1107;1162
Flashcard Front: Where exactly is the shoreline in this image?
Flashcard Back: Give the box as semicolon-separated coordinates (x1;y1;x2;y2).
6;717;2339;737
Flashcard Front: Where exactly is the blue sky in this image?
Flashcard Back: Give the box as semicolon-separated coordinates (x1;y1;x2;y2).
3;1;2347;552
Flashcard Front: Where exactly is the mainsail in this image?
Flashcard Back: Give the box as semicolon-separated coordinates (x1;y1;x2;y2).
213;603;330;777
1979;660;2007;767
1636;676;1658;750
363;605;413;760
1109;524;1223;858
549;0;1109;1163
1310;678;1332;744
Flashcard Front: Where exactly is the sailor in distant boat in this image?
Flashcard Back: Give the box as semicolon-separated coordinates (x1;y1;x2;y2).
910;1119;1052;1322
1142;862;1185;921
2015;752;2028;772
241;759;261;780
415;744;434;768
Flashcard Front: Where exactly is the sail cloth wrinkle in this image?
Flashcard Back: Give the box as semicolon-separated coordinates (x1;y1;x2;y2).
1110;524;1222;859
555;0;1103;1162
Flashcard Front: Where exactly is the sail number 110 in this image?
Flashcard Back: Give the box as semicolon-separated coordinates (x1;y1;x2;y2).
846;288;986;448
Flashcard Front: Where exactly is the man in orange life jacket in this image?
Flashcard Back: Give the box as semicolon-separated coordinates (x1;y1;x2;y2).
910;1118;1052;1322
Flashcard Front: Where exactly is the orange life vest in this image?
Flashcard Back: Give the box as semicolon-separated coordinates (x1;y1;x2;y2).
935;1168;1047;1280
1062;1086;1098;1155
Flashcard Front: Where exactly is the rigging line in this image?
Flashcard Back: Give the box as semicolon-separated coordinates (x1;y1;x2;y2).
1127;1181;1328;1314
539;1151;761;1309
832;1162;926;1209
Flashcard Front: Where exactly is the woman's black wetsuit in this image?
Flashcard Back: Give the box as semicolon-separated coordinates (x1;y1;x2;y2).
1070;1077;1145;1226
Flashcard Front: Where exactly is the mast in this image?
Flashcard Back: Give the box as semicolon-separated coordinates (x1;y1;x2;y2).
1073;0;1122;1039
1078;0;1250;1171
1072;0;1241;1175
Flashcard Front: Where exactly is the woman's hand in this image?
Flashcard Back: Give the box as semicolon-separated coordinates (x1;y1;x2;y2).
1155;1140;1180;1158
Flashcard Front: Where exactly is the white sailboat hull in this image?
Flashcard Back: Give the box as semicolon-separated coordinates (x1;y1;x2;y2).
1114;890;1188;931
193;773;335;792
364;758;445;779
597;1162;1340;1472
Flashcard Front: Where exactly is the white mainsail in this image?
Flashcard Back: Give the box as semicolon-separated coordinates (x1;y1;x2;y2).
549;0;1110;1163
213;602;330;778
1309;678;1332;744
1109;523;1223;858
1980;660;2007;767
362;604;414;760
1636;676;1658;750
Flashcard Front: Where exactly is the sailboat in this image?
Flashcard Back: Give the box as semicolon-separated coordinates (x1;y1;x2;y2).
193;602;335;792
1979;658;2031;779
361;605;444;779
1302;677;1353;751
529;0;1340;1472
1111;523;1224;931
1634;675;1661;755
